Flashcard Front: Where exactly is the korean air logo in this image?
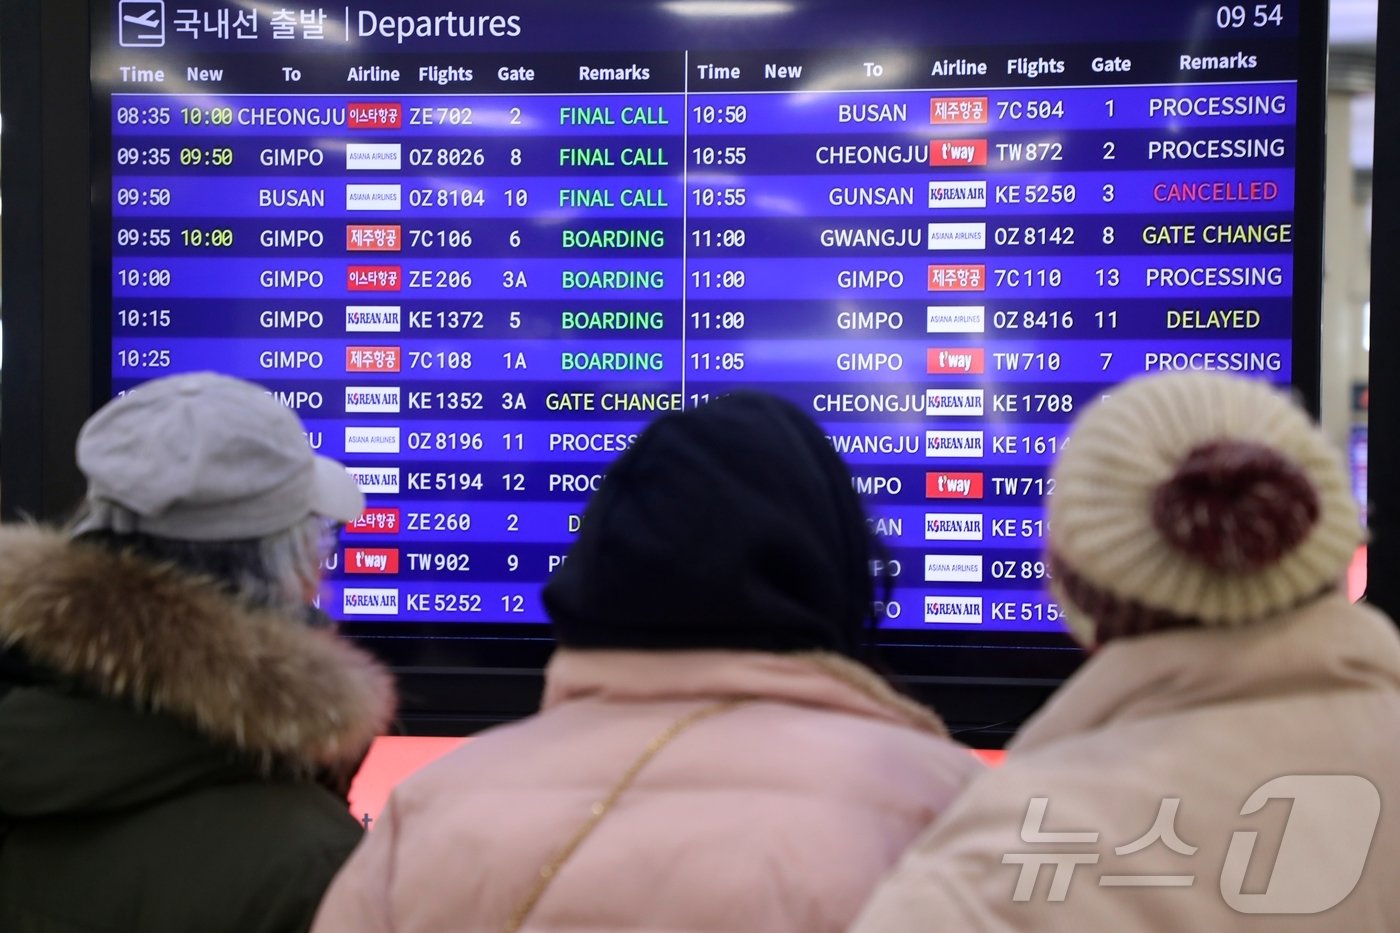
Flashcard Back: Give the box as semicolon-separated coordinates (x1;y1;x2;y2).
342;587;400;616
119;0;166;47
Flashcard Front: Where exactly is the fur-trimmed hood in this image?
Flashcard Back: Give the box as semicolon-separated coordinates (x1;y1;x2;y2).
0;526;395;775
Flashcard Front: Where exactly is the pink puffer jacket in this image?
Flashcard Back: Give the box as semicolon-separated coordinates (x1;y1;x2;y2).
312;649;979;933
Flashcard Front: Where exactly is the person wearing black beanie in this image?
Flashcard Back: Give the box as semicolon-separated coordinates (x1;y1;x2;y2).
313;392;979;933
544;390;878;656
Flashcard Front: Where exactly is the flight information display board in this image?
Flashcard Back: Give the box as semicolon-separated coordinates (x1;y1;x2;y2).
96;0;1315;638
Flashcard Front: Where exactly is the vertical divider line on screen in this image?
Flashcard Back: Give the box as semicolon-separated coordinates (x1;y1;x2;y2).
681;49;690;407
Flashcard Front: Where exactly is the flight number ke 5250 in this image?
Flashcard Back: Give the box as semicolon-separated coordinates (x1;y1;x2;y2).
996;184;1076;204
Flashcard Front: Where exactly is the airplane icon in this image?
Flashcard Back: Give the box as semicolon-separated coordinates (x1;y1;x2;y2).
118;0;165;47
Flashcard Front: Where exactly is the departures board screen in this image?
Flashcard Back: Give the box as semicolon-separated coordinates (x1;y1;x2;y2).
95;0;1322;642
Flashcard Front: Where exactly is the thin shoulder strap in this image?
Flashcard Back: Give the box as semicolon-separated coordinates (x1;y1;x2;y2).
503;698;748;933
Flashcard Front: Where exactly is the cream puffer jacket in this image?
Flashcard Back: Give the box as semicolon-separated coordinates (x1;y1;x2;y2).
851;595;1400;933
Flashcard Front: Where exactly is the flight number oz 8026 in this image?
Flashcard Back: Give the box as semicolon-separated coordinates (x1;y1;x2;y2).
408;148;485;167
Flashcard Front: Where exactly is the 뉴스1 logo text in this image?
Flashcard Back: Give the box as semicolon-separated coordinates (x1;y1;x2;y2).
1004;775;1382;914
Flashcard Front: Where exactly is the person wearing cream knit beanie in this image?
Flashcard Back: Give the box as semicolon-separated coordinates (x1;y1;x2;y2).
1050;371;1363;645
854;372;1400;933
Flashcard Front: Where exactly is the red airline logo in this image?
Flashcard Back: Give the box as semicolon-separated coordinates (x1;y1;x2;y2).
347;225;402;252
346;346;401;373
926;472;984;499
928;139;988;166
348;102;403;129
345;547;400;574
928;263;985;291
345;508;401;534
348;265;402;291
929;97;988;125
926;348;986;375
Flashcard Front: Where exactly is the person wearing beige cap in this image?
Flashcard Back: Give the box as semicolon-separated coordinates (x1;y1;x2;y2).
852;372;1400;932
0;372;396;933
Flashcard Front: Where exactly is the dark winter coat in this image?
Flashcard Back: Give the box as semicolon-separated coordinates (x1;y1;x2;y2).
0;527;396;933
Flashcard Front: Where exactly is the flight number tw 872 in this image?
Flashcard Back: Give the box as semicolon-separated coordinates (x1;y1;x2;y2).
995;142;1063;162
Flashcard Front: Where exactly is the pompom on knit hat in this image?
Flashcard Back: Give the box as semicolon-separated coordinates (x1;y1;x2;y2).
1048;372;1362;647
